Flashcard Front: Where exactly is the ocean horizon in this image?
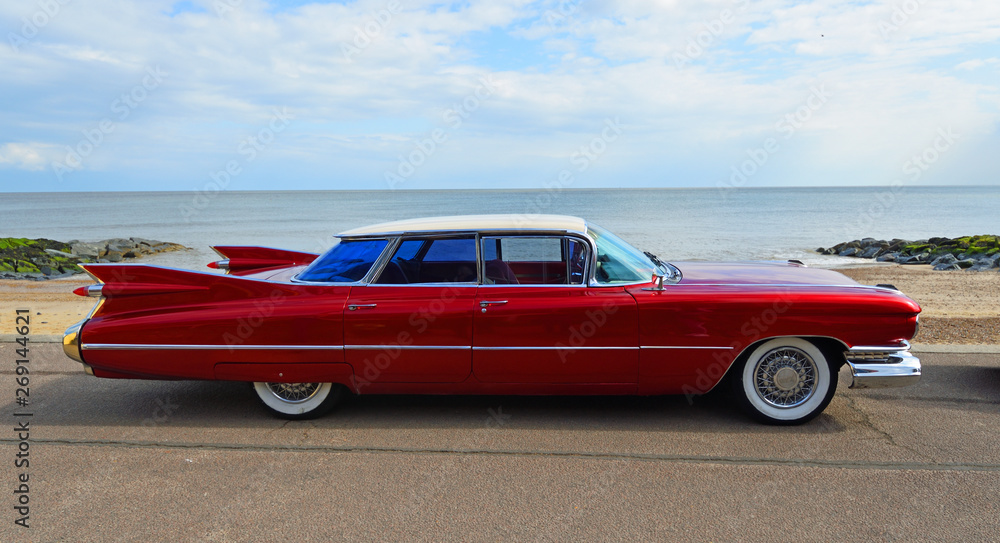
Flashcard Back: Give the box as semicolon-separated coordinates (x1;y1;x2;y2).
3;185;999;272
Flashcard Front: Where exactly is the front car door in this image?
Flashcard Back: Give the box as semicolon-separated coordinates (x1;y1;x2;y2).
472;234;639;386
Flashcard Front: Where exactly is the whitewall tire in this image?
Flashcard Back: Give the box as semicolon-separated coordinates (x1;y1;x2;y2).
252;382;343;420
731;338;838;425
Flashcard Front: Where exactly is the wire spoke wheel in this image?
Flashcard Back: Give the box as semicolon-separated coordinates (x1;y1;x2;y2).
732;338;837;425
266;382;323;403
753;347;817;408
253;381;344;420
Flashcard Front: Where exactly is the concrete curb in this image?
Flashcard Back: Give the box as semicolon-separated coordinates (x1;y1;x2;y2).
910;344;1000;354
1;334;63;343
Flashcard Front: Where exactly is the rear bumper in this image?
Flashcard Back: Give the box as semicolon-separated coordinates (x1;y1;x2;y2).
62;319;86;364
845;343;921;389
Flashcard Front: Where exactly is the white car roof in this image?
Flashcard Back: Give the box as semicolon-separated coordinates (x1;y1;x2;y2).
337;214;589;237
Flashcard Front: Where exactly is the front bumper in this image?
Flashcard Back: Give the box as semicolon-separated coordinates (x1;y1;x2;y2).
845;343;921;389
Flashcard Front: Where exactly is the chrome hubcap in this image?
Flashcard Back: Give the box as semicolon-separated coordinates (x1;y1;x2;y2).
753;347;817;408
266;382;321;404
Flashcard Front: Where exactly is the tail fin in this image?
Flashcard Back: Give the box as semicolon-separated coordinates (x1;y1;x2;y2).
78;263;303;317
209;246;318;275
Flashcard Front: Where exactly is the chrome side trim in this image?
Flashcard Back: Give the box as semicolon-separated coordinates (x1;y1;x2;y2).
640;345;734;350
675;283;904;293
82;344;344;350
346;345;471;350
473;346;635;351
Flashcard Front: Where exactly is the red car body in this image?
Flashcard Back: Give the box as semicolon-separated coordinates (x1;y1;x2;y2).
63;215;921;424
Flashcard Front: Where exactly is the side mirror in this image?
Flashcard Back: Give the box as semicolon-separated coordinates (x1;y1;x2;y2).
652;273;664;290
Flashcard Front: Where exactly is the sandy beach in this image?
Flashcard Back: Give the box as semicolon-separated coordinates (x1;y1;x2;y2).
1;264;996;343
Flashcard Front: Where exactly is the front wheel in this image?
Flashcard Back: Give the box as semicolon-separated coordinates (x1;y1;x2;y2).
252;382;344;420
731;338;838;425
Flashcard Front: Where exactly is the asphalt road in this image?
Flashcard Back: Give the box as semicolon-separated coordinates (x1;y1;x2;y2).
1;344;998;542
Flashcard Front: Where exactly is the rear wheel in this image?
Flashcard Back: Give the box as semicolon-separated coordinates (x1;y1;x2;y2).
731;338;837;425
252;382;344;420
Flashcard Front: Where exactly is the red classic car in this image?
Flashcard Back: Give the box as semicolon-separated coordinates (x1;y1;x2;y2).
62;215;921;424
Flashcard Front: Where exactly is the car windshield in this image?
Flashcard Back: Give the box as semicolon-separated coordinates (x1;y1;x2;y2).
296;238;389;283
588;224;663;284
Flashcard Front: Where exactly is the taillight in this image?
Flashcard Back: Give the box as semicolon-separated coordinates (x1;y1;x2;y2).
208;260;230;273
73;285;103;297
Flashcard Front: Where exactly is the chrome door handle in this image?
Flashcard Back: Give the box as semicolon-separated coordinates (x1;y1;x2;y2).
479;300;508;307
348;304;378;311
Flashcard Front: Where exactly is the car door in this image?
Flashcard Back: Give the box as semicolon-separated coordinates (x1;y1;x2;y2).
344;236;478;388
472;235;639;385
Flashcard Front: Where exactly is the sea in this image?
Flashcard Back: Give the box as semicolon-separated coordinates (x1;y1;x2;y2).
2;186;999;272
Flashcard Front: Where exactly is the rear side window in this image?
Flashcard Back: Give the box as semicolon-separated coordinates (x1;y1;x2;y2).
297;239;388;283
376;237;477;284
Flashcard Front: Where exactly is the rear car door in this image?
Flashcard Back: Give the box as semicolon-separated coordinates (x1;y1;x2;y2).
344;236;478;386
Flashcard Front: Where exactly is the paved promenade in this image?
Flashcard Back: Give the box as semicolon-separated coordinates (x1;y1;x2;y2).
2;343;998;541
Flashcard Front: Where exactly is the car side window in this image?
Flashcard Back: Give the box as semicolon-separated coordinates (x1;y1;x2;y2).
375;236;477;284
481;236;586;285
296;239;389;283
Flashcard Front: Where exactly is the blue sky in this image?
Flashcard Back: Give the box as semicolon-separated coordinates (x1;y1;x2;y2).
1;0;998;192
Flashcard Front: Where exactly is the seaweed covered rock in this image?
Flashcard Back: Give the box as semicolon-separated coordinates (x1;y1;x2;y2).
0;237;187;280
817;235;1000;272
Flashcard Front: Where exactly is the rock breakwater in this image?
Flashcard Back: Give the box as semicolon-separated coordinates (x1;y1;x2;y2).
0;237;187;280
817;235;1000;271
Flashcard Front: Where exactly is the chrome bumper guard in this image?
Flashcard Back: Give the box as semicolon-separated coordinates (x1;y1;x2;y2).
62;319;86;364
845;342;921;389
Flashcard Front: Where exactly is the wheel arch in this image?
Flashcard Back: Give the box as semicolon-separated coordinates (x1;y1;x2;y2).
710;335;849;393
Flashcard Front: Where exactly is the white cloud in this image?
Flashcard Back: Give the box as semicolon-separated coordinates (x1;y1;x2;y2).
0;0;998;190
0;142;61;171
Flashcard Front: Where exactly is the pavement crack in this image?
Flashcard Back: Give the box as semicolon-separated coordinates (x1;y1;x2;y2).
844;395;935;462
4;437;998;473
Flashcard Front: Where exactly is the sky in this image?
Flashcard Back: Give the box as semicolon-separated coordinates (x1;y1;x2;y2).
0;0;998;192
